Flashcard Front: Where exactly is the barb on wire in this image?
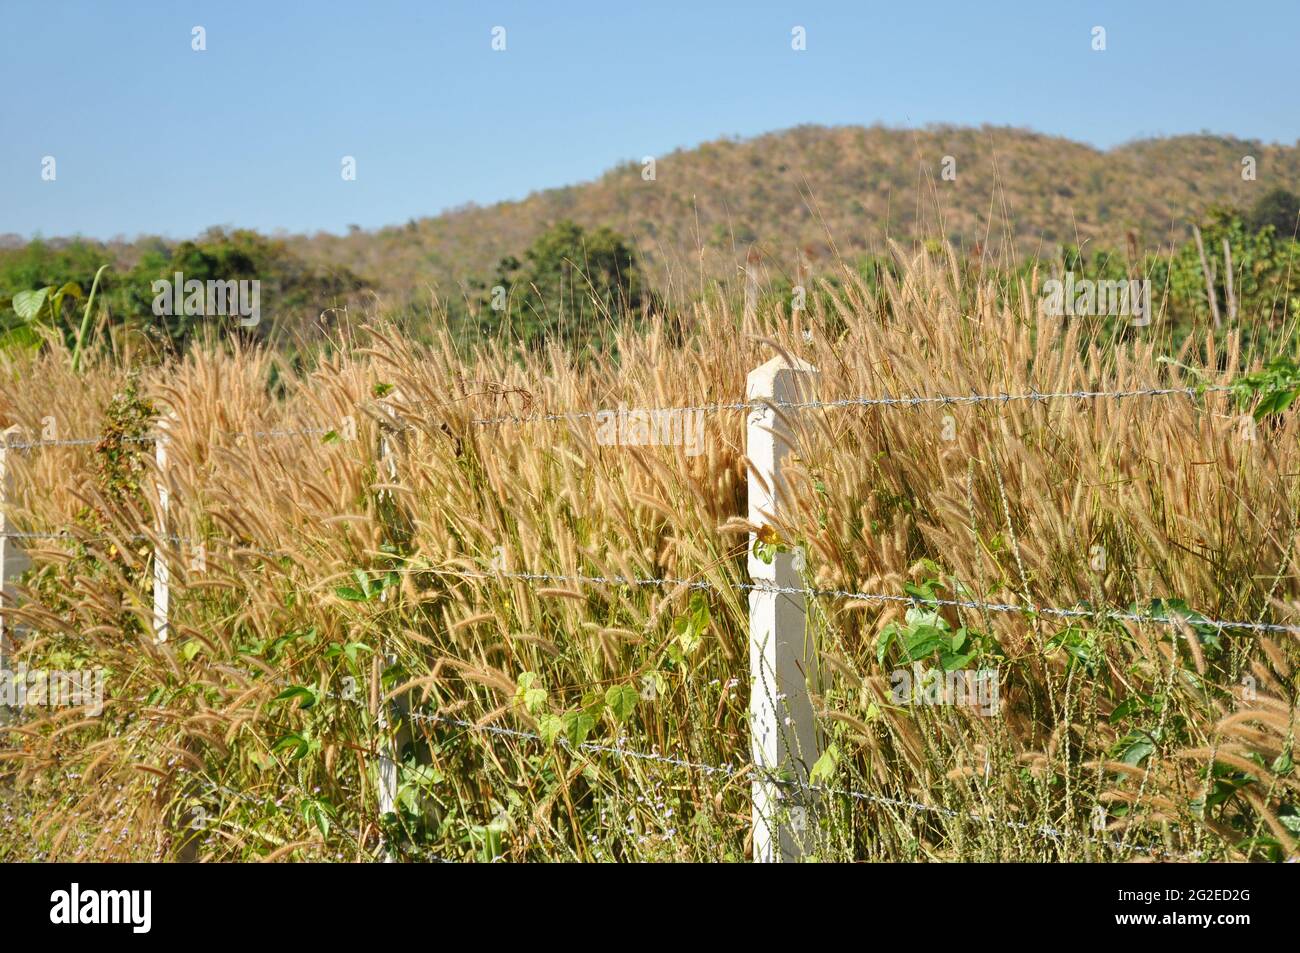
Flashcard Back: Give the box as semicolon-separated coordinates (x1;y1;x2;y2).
4;425;331;454
406;563;1300;636
3;435;155;452
242;427;334;441
409;710;1202;860
753;583;1300;636
0;530;289;560
0;530;187;546
470;400;751;427
773;383;1234;412
468;384;1235;427
2;382;1236;448
5;530;1290;634
412;710;740;776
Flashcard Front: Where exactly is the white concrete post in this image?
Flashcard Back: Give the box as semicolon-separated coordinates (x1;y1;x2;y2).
375;395;402;857
0;425;29;667
153;414;174;644
747;355;820;862
374;659;398;861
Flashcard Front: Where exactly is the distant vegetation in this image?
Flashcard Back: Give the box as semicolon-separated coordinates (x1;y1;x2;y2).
0;229;366;360
451;220;654;351
282;125;1300;304
2;126;1298;362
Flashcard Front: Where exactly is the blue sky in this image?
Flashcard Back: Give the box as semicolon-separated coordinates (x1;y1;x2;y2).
2;0;1295;240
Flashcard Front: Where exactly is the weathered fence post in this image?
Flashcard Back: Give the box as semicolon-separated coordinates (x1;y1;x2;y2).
153;413;174;644
373;665;398;862
747;354;820;862
0;425;28;668
375;395;403;858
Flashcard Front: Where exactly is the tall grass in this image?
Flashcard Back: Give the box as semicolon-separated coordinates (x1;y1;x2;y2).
1;245;1296;862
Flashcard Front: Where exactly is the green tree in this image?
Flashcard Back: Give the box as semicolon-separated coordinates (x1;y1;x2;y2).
1246;188;1300;239
490;221;648;349
1149;207;1300;333
0;230;368;360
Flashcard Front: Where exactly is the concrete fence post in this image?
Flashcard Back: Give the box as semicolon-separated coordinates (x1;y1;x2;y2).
747;354;820;862
0;425;29;668
375;394;403;858
153;413;175;644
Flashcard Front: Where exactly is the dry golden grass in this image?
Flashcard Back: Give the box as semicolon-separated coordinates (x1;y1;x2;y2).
0;246;1296;862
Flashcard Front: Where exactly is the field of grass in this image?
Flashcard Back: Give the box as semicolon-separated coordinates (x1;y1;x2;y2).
1;246;1297;862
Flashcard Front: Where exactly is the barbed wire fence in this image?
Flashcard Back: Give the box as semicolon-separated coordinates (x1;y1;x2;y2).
0;369;1292;862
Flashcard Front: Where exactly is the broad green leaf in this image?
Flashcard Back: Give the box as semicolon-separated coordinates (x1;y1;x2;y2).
689;591;710;630
562;709;596;746
274;685;318;709
900;624;949;663
809;743;840;785
902;580;938;601
537;713;564;746
580;690;605;719
272;732;310;759
939;649;977;672
515;671;548;715
13;287;51;321
1116;731;1156;766
604;684;638;722
904;606;945;629
1109;697;1143;724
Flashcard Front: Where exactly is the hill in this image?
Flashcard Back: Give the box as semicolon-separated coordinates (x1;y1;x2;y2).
286;124;1300;303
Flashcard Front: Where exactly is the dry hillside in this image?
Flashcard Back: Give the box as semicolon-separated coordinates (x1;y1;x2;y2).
289;124;1300;301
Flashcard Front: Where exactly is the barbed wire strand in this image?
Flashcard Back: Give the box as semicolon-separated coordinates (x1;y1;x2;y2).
402;564;1300;636
3;426;333;452
468;384;1236;426
2;533;1293;635
409;710;1202;861
0;534;1229;861
1;383;1239;450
